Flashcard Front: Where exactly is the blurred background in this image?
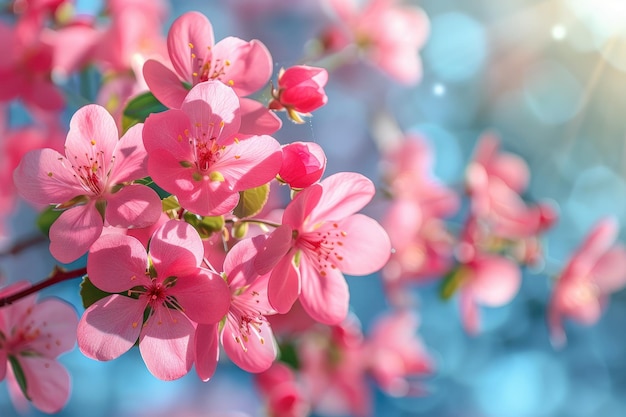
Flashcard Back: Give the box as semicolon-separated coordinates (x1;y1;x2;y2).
2;0;626;416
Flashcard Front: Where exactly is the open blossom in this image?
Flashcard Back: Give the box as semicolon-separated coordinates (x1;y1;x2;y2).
364;310;433;397
269;66;328;124
322;0;429;84
548;217;626;347
278;142;327;189
77;220;230;380
13;104;161;263
142;80;283;216
195;236;277;381
0;282;78;414
143;10;280;134
254;172;391;325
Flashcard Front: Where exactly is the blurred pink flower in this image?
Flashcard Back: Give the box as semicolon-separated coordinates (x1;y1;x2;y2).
142;81;283;216
255;172;391;324
278;141;327;189
0;281;78;414
548;217;626;347
78;220;230;380
322;0;429;84
255;363;310;417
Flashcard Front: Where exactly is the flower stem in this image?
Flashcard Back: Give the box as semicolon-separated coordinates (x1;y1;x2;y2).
227;218;282;229
0;234;48;259
0;266;87;308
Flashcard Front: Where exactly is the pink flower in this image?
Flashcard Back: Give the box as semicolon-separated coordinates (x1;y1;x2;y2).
255;363;310;417
322;0;429;84
269;65;328;123
452;218;522;335
548;217;626;347
0;282;78;414
278;142;327;189
77;220;230;380
364;310;433;397
142;80;283;216
195;236;277;381
254;172;391;325
143;11;280;134
0;19;65;112
14;104;162;263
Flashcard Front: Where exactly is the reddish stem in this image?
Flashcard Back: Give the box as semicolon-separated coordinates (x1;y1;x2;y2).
0;234;48;258
0;266;87;308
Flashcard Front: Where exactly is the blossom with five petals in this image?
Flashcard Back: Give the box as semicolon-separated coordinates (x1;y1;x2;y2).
254;172;391;324
0;282;78;414
77;220;230;380
13;104;161;263
143;11;280;134
142;80;283;216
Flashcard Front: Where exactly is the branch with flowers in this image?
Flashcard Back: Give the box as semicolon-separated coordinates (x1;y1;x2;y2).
1;1;625;416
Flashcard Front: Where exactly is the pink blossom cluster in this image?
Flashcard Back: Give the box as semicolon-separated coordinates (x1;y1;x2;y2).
0;1;624;416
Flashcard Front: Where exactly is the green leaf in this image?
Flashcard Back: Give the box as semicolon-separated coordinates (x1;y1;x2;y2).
80;276;111;309
277;341;300;370
36;206;62;237
183;213;225;238
233;183;270;219
439;266;466;301
8;356;30;400
134;176;170;199
122;91;167;133
161;195;181;212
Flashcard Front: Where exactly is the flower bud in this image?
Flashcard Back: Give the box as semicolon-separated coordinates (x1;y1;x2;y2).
278;142;327;189
270;65;328;123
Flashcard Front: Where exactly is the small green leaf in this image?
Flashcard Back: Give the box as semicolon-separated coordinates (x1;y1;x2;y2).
278;341;300;370
439;266;466;301
233;183;270;219
80;276;111;309
122;91;168;133
135;176;170;199
36;206;62;237
183;213;225;238
161;195;181;212
8;356;30;400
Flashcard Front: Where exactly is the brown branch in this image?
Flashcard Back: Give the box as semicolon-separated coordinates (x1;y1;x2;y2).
0;234;48;259
0;265;87;308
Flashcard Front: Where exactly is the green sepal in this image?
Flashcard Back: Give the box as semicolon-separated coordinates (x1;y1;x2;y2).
134;176;170;199
439;266;466;301
8;356;30;401
183;213;225;238
233;183;270;219
80;276;112;309
232;222;249;239
122;91;168;133
36;205;63;237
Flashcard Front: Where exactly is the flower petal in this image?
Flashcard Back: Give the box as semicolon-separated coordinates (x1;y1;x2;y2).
22;298;78;358
139;307;195;380
268;255;301;314
213;37;272;97
171;270;230;324
108;122;150;184
239;98;282;136
334;214;391;276
299;260;349;325
309;172;375;223
194;323;220;381
105;184;161;229
254;225;293;275
15;356;70;413
142;59;189;109
149;220;203;277
77;294;145;361
13;148;85;205
49;203;104;264
167;11;214;84
467;255;521;307
87;233;150;292
222;316;276;373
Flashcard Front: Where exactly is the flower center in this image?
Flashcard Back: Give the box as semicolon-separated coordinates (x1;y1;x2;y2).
298;222;347;277
188;43;233;85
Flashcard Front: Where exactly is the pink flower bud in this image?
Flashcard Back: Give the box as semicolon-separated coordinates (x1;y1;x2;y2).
270;65;328;123
278;141;327;189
